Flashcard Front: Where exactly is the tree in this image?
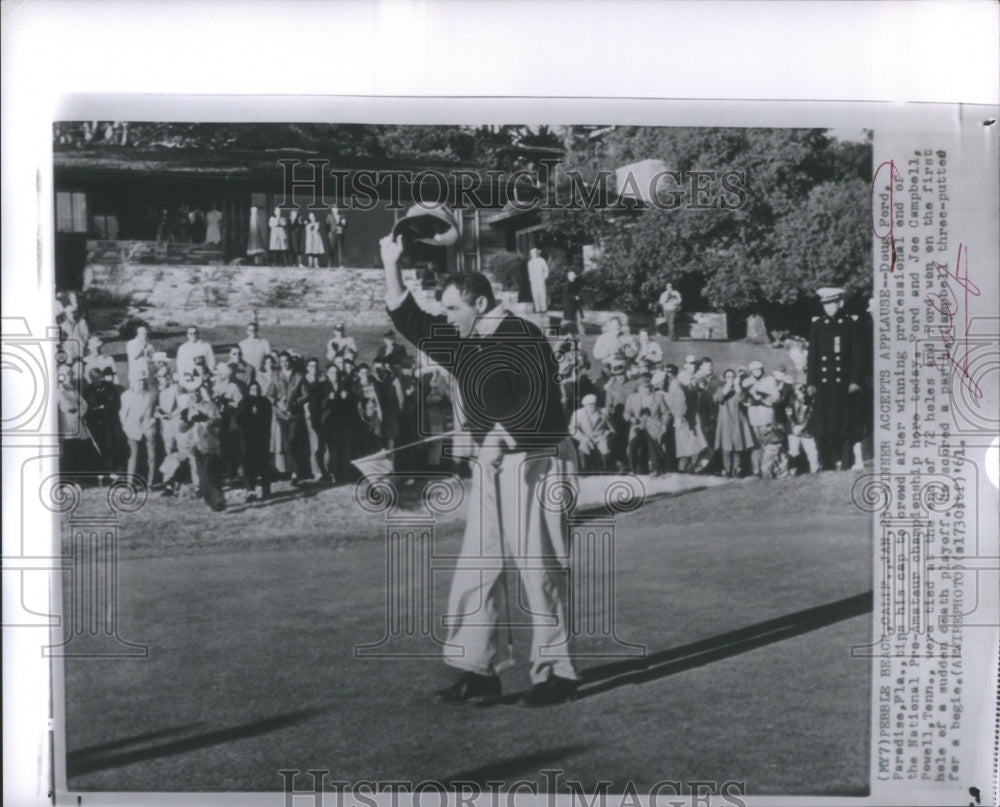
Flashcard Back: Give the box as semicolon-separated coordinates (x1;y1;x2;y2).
541;126;873;327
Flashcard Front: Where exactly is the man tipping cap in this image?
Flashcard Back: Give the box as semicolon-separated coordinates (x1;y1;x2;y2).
817;286;845;303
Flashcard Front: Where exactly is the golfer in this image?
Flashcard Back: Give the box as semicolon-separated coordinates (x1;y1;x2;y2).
380;232;579;707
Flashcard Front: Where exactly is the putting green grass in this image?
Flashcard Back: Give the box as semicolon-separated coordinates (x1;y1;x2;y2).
59;470;872;795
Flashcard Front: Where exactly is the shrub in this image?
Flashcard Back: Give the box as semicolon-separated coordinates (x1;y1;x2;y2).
485;250;527;291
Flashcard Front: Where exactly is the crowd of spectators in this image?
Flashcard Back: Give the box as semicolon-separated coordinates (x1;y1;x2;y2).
55;298;843;513
56;311;454;512
563;315;828;479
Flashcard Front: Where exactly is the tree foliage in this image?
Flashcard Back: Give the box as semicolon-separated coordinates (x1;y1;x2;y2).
541;127;873;316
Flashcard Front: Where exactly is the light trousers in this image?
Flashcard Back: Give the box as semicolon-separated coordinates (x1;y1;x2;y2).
444;441;578;684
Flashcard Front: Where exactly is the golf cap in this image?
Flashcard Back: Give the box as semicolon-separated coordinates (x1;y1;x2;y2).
391;204;459;247
684;354;696;364
748;360;764;371
817;286;845;303
152;351;168;362
582;393;598;405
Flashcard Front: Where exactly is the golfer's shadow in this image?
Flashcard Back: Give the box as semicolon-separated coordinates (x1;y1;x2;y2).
574;592;872;699
495;592;872;704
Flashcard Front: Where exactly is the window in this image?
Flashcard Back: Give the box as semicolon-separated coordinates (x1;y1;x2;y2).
56;191;88;233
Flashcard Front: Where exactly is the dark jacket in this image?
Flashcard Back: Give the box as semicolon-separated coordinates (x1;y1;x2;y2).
388;293;567;450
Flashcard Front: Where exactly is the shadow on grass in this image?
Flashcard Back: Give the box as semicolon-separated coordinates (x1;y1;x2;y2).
574;592;873;699
440;743;593;787
492;592;872;706
224;484;324;513
67;707;330;776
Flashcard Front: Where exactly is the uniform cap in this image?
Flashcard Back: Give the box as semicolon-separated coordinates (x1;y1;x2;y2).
748;360;764;371
581;394;598;405
817;286;845;303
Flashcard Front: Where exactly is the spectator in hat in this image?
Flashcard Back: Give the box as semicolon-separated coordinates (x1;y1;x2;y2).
375;330;408;367
527;247;549;313
742;360;780;477
119;370;158;484
239;322;271;372
126;324;155;382
625;369;670;476
569;393;613;471
325;324;357;361
176;325;215;378
600;358;633;472
713;368;756;477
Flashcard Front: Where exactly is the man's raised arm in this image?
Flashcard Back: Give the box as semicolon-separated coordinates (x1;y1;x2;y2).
379;232;449;349
380;234;408;309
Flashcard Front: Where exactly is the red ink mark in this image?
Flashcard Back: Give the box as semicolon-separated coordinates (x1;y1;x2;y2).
926;243;983;398
870;159;902;272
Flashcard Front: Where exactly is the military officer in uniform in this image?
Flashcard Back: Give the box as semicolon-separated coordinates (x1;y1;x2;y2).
806;287;864;470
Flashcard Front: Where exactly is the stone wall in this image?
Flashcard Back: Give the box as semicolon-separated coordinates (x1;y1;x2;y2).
83;263;427;328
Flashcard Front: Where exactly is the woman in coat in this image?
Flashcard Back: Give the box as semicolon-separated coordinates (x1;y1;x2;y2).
665;371;708;472
713;368;757;477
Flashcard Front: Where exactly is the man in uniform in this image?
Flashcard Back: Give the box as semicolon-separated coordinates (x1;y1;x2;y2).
380;231;579;707
806;287;864;470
